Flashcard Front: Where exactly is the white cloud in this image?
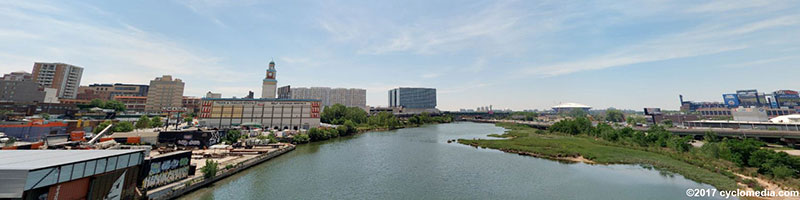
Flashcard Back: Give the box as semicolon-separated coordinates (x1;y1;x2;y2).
0;2;244;96
421;73;440;79
319;1;557;56
523;14;800;77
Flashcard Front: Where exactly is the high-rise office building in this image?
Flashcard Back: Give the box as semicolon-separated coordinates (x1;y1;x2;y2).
388;87;436;109
290;87;367;109
31;62;83;99
261;60;278;98
145;75;185;112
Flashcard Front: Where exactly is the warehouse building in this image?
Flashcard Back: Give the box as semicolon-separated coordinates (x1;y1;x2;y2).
198;98;321;130
0;150;145;199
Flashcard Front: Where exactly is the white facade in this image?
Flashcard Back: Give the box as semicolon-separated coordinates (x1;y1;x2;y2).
732;107;769;122
291;87;367;109
43;88;59;103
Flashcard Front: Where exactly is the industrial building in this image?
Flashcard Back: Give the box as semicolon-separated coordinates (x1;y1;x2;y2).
0;120;69;142
0;150;145;199
198;98;321;130
78;83;150;100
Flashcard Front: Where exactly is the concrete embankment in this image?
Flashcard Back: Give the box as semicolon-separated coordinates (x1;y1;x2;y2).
147;145;295;200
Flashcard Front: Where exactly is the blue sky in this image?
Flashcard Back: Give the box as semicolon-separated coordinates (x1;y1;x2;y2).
1;0;799;111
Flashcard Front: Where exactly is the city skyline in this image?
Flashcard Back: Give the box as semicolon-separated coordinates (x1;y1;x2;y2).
1;1;800;111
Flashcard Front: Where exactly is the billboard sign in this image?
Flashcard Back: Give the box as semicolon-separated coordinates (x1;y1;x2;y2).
140;151;192;190
722;94;740;108
775;90;799;95
644;108;662;115
736;89;758;98
158;130;219;147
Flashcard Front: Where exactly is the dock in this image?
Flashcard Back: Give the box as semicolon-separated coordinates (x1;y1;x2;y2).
146;144;295;200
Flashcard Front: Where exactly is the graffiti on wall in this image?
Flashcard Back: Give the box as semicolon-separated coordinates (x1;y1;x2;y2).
141;152;192;190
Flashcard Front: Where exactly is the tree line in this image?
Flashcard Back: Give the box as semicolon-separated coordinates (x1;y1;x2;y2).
549;117;800;180
292;104;452;143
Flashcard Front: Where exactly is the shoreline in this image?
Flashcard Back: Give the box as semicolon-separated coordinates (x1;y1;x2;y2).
460;121;800;200
148;144;295;200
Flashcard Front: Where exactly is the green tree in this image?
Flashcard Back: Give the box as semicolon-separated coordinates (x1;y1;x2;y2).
150;116;164;127
293;134;310;143
224;130;241;144
135;115;151;129
321;104;368;125
308;128;324;141
605;109;625;122
40;113;51;120
201;159;218;179
667;136;692;152
103;100;126;112
368;112;400;128
661;119;674;127
89;99;105;108
724;138;764;167
343;120;357;135
93;120;113;134
113;121;134;132
567;108;588;118
626;116;646;125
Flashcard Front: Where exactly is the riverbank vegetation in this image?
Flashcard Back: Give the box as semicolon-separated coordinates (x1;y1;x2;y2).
294;104;452;143
459;119;800;191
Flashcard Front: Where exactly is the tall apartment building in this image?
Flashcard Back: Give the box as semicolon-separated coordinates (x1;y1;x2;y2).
388;87;436;109
145;75;185;112
290;87;367;109
31;62;83;99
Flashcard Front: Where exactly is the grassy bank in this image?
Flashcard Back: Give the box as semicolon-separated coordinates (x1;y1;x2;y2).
460;123;742;191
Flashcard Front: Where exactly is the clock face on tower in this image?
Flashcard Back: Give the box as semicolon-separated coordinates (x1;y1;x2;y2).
267;72;274;79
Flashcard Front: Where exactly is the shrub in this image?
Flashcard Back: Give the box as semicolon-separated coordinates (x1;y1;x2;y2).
201;159;218;179
113;121;134;132
294;134;310;144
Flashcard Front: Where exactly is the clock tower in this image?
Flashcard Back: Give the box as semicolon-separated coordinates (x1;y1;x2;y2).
261;60;278;98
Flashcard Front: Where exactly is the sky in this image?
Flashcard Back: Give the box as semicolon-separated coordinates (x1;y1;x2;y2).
1;0;799;111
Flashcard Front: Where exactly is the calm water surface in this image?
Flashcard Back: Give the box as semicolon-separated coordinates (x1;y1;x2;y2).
180;122;727;200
